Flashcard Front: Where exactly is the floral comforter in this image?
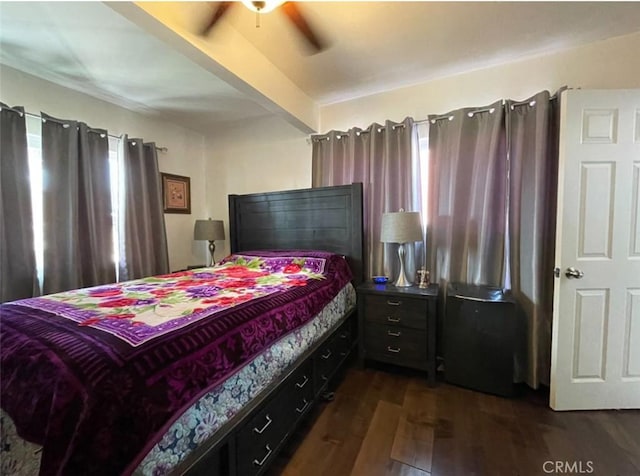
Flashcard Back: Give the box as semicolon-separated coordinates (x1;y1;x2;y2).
0;250;352;476
13;253;328;347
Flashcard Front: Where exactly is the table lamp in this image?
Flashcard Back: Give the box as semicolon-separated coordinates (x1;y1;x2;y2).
380;210;423;287
194;218;225;266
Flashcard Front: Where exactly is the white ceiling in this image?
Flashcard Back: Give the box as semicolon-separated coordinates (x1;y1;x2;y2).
0;1;273;133
1;1;639;134
228;1;640;104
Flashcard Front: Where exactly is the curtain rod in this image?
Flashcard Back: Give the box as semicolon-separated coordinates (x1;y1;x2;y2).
311;121;410;141
1;106;168;153
421;92;560;124
315;89;563;140
314;93;560;137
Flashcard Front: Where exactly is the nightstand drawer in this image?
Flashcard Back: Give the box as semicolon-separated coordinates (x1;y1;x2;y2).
364;324;427;368
363;295;427;330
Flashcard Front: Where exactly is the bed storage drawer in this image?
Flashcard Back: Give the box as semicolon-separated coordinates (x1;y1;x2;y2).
335;317;354;359
284;360;315;423
237;400;288;476
314;335;339;394
314;318;353;394
236;359;314;476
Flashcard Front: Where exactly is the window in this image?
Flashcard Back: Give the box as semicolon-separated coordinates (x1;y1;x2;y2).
25;115;43;288
416;122;430;231
108;136;120;281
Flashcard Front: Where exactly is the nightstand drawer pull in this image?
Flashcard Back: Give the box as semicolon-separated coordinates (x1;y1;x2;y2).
253;445;273;467
253;414;272;434
295;375;309;388
387;316;401;323
386;300;402;306
295;398;310;414
387;346;401;353
387;330;402;337
321;349;332;360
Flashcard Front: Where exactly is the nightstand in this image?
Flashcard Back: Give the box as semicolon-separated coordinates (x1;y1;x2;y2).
172;265;208;272
357;282;438;386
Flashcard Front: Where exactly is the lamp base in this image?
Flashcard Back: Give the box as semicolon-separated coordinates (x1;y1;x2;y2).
393;243;414;287
394;274;413;287
208;241;216;267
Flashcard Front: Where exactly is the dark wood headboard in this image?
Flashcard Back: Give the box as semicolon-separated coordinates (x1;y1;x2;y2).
228;183;363;284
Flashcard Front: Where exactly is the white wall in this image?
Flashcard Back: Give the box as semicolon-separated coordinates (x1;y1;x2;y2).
203;32;640;260
0;65;210;271
320;31;640;131
205;115;311;259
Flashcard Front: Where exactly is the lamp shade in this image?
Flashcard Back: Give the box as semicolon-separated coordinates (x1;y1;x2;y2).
380;211;422;244
194;219;225;241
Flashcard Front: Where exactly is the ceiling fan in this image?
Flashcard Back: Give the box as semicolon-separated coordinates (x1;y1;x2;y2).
200;1;326;54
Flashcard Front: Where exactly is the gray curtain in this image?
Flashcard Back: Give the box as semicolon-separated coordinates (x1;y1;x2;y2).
427;92;560;387
426;100;507;288
312;117;422;280
41;113;115;294
507;90;560;387
119;136;169;281
0;104;39;302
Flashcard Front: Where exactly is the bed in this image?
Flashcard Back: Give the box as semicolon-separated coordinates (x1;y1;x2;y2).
0;183;363;476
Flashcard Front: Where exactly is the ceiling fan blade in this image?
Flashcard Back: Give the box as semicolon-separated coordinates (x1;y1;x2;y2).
200;2;234;36
280;2;325;53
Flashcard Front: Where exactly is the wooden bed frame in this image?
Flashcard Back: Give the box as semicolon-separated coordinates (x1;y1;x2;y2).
179;183;363;476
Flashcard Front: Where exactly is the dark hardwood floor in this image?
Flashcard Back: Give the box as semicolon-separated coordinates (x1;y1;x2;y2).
267;363;640;476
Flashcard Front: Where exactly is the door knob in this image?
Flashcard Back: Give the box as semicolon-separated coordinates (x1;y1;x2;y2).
565;267;584;279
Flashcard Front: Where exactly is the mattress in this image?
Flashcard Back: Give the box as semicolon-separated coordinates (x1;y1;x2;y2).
0;250;354;476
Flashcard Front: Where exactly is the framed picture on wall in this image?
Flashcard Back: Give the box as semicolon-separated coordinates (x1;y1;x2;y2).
161;173;191;214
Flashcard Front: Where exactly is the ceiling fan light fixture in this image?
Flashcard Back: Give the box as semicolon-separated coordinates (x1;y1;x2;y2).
241;0;285;14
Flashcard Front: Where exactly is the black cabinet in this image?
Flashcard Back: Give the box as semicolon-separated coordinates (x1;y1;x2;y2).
357;282;438;386
444;283;517;397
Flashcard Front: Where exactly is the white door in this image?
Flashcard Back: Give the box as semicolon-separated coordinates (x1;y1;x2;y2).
550;89;640;410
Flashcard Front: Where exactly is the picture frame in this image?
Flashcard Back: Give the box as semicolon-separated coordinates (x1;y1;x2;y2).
161;173;191;214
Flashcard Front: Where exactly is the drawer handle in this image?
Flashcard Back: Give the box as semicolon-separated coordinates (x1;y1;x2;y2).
387;346;401;353
321;349;332;360
387;300;402;306
339;332;349;339
253;444;273;467
387;316;401;323
296;398;310;414
387;330;402;337
295;375;309;388
253;414;272;434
